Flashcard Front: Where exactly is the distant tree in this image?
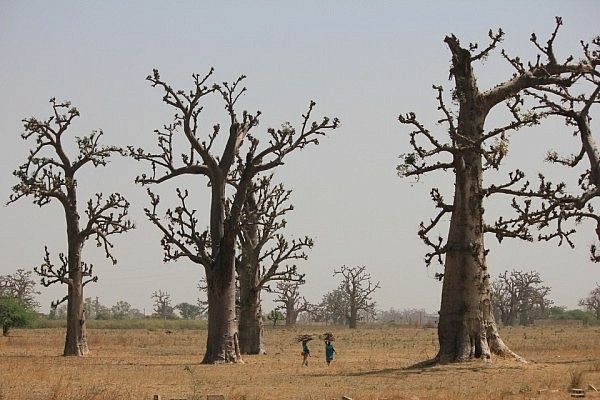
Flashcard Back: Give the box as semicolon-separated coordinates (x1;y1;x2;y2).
272;280;311;326
196;280;209;320
84;297;95;320
397;19;596;363
49;303;68;320
266;309;284;327
549;306;597;324
334;265;380;329
237;174;311;353
85;297;112;320
8;99;134;355
491;269;552;326
130;69;338;363
111;301;132;320
0;269;41;310
319;288;348;326
128;308;145;319
377;308;429;326
579;284;600;320
152;290;175;319
175;302;201;320
0;298;35;336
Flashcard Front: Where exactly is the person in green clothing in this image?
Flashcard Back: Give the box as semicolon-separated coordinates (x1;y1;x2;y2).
325;341;336;366
301;340;311;366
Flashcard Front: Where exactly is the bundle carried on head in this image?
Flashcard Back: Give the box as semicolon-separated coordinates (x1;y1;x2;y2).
320;332;335;342
295;334;314;343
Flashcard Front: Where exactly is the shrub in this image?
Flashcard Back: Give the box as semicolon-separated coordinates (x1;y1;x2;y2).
0;298;36;336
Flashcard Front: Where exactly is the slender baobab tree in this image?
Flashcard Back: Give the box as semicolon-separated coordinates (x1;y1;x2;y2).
131;69;338;363
9;99;133;355
579;284;600;319
237;174;311;354
272;280;311;326
334;265;380;329
398;18;596;364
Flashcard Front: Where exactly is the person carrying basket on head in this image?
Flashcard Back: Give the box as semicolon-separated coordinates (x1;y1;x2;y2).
301;339;311;366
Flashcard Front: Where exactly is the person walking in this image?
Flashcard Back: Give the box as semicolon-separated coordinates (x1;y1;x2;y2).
325;340;336;366
301;339;311;366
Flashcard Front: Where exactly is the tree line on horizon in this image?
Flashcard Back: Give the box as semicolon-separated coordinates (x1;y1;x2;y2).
2;266;599;335
5;17;600;365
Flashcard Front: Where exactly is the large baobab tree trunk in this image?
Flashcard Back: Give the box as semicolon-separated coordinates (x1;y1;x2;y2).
64;273;88;356
203;254;240;363
437;116;522;363
238;285;265;354
237;191;266;355
348;304;358;329
203;182;242;364
285;306;298;326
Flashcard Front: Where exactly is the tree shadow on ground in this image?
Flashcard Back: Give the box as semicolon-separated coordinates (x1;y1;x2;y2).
332;359;525;378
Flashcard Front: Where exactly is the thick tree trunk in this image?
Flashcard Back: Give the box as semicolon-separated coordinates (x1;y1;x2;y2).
2;324;9;337
436;114;524;363
285;305;298;326
349;305;358;329
202;244;241;364
237;188;266;355
238;286;265;355
64;274;88;356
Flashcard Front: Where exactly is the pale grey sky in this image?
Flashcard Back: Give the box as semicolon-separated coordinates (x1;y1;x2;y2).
1;1;598;314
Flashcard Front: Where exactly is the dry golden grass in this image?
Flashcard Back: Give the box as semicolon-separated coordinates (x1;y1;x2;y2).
1;325;599;399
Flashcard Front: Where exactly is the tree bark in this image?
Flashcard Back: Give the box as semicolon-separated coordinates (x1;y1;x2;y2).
200;176;243;364
63;182;89;356
238;284;265;355
285;306;298;326
237;189;265;355
64;271;88;356
349;304;358;329
2;324;9;337
436;113;524;363
202;197;242;365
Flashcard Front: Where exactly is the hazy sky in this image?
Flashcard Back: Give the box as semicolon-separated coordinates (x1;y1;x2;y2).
1;1;598;315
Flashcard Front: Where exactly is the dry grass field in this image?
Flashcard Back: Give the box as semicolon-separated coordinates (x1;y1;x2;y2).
0;324;599;400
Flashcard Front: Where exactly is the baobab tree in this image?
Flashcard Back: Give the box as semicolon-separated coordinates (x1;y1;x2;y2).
491;269;552;326
131;69;338;363
579;284;600;319
398;18;596;364
152;290;175;319
272;280;311;326
0;269;40;310
8;99;133;355
237;174;312;354
333;265;380;328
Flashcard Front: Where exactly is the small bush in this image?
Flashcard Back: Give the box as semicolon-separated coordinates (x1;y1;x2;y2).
0;298;36;336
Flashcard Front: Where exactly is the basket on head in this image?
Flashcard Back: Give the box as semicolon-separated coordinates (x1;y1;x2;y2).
295;334;314;343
